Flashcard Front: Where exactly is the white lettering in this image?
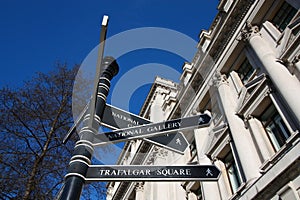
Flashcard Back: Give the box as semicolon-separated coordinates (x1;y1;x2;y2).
112;111;140;127
156;168;191;176
133;170;139;176
186;169;192;176
98;167;191;178
110;170;116;175
180;169;185;175
99;170;105;175
146;169;151;175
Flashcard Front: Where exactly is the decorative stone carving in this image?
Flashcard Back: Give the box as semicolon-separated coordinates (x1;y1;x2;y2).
154;147;168;160
145;147;169;164
106;185;114;200
241;22;261;41
212;71;228;87
135;182;144;192
145;152;155;165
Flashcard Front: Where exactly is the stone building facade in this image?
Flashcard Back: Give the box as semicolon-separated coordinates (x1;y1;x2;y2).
106;0;300;199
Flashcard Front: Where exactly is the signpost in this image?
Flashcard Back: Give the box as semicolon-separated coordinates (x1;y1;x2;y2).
84;165;220;182
59;16;120;200
59;16;219;200
92;114;211;146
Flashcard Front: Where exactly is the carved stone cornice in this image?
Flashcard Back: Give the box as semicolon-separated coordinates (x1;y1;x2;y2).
210;0;255;60
241;22;261;41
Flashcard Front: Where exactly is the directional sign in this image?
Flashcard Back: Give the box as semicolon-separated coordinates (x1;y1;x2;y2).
102;104;150;129
63;104;189;154
93;114;211;146
102;104;189;154
85;165;220;182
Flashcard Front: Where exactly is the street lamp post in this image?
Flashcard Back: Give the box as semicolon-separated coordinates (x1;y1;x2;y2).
59;57;119;200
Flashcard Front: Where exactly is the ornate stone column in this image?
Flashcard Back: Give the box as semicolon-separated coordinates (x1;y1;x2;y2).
151;147;169;199
241;22;300;124
212;72;261;182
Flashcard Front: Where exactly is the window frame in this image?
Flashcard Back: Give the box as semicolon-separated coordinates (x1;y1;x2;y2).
271;1;297;32
222;151;242;194
260;104;291;151
190;182;203;200
236;58;256;84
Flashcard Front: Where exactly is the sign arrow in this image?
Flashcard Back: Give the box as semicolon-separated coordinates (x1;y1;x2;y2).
146;132;188;154
84;164;220;182
92;114;211;146
102;104;189;154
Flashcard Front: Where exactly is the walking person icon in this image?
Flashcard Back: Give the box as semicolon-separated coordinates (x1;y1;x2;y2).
175;138;182;145
206;168;213;176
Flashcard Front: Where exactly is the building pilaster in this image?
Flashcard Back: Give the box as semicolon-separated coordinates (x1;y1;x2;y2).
187;191;198;200
214;160;231;199
212;72;261;182
246;115;274;161
150;89;167;122
194;127;221;200
241;22;300;124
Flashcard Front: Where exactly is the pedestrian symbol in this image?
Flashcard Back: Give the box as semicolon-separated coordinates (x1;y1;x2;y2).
206;168;213;176
176;138;182;145
199;117;205;124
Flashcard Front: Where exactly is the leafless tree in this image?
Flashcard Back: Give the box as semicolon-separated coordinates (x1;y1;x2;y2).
0;64;107;200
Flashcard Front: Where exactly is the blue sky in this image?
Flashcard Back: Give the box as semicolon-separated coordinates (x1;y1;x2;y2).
0;0;219;187
0;0;219;131
0;0;218;87
0;0;220;119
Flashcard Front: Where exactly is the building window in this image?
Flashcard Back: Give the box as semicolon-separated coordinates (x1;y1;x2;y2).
198;92;212;114
211;93;223;124
222;151;242;194
236;58;255;84
198;91;222;124
271;1;297;32
260;104;291;151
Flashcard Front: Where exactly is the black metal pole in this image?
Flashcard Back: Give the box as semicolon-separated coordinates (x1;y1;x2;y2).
59;57;119;200
62;16;109;145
